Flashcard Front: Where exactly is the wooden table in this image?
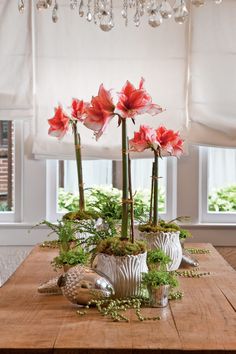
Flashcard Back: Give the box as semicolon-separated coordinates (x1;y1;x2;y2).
0;243;236;354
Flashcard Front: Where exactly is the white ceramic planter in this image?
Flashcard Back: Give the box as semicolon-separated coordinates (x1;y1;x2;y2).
139;231;182;271
93;252;148;298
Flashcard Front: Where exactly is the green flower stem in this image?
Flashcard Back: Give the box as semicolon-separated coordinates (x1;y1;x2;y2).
149;162;155;223
72;122;85;211
121;118;129;240
128;154;134;243
153;151;159;226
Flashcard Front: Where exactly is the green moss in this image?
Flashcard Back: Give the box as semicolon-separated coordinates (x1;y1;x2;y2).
138;220;192;240
63;210;100;221
147;249;171;269
96;237;147;256
51;246;89;270
142;270;178;288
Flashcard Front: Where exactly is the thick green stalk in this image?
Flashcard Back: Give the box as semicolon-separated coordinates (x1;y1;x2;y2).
153;152;159;226
72;123;85;211
149;162;155;223
121;119;129;240
128;154;134;243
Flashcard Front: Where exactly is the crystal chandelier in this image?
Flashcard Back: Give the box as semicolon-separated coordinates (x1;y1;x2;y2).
18;0;223;31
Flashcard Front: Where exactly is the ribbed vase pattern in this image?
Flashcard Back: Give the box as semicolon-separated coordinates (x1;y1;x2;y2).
94;252;148;298
139;231;182;271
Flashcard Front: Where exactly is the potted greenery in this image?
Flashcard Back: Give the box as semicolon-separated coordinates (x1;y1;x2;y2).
34;219;88;272
84;78;163;298
147;249;171;271
142;270;178;307
129;124;184;271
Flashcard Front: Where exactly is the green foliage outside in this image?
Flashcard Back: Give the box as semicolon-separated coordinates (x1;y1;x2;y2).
58;186;165;222
208;185;236;212
0;202;10;211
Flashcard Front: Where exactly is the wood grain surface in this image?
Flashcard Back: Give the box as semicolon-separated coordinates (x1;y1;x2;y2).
0;244;236;354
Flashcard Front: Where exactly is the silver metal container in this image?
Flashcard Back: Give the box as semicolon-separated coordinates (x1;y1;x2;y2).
58;265;114;305
148;284;170;308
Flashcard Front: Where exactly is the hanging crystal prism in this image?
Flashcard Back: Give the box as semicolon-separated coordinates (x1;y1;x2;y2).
191;0;205;6
79;0;85;16
36;0;48;10
139;0;146;16
148;9;163;27
133;0;140;26
52;0;59;22
174;0;188;24
18;0;25;13
46;0;53;7
86;0;93;21
159;0;172;19
93;0;98;24
121;0;128;20
129;0;136;8
70;0;78;10
100;13;113;31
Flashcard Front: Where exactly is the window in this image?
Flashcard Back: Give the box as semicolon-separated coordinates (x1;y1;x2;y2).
200;146;236;223
131;158;167;213
47;156;175;221
0;121;14;212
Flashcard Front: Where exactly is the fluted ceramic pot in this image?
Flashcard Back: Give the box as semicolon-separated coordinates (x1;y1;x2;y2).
93;252;148;298
139;231;182;271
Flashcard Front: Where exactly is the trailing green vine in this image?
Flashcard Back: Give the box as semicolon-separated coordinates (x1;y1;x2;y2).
77;298;161;322
185;248;210;254
175;269;210;278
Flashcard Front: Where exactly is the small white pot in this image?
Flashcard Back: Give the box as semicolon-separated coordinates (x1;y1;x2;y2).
93;252;148;298
139;231;182;271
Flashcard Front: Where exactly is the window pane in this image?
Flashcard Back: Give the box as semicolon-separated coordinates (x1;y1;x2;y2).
58;160;112;212
208;147;236;213
131;158;167;213
0;121;14;212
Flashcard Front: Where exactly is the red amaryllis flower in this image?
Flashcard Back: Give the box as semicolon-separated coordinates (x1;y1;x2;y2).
84;84;115;139
156;126;184;157
71;99;89;122
116;78;163;119
48;106;70;139
129;125;158;152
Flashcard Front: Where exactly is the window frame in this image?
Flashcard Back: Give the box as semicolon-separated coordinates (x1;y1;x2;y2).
46;157;177;222
200;146;236;223
0;120;23;223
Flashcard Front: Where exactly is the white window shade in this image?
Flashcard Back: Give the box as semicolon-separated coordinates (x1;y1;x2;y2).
0;1;33;121
32;1;188;160
187;0;236;148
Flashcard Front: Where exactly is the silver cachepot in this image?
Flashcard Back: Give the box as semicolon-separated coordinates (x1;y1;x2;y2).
148;284;170;308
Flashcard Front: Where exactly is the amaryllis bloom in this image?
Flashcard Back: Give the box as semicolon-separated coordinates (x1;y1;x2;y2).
129;125;158;152
116;78;163;119
156;126;184;157
84;84;115;139
48;106;70;139
71;99;89;121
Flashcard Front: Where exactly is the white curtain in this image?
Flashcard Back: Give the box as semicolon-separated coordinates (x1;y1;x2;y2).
1;1;236;155
187;0;236;147
32;0;188;160
0;1;33;121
